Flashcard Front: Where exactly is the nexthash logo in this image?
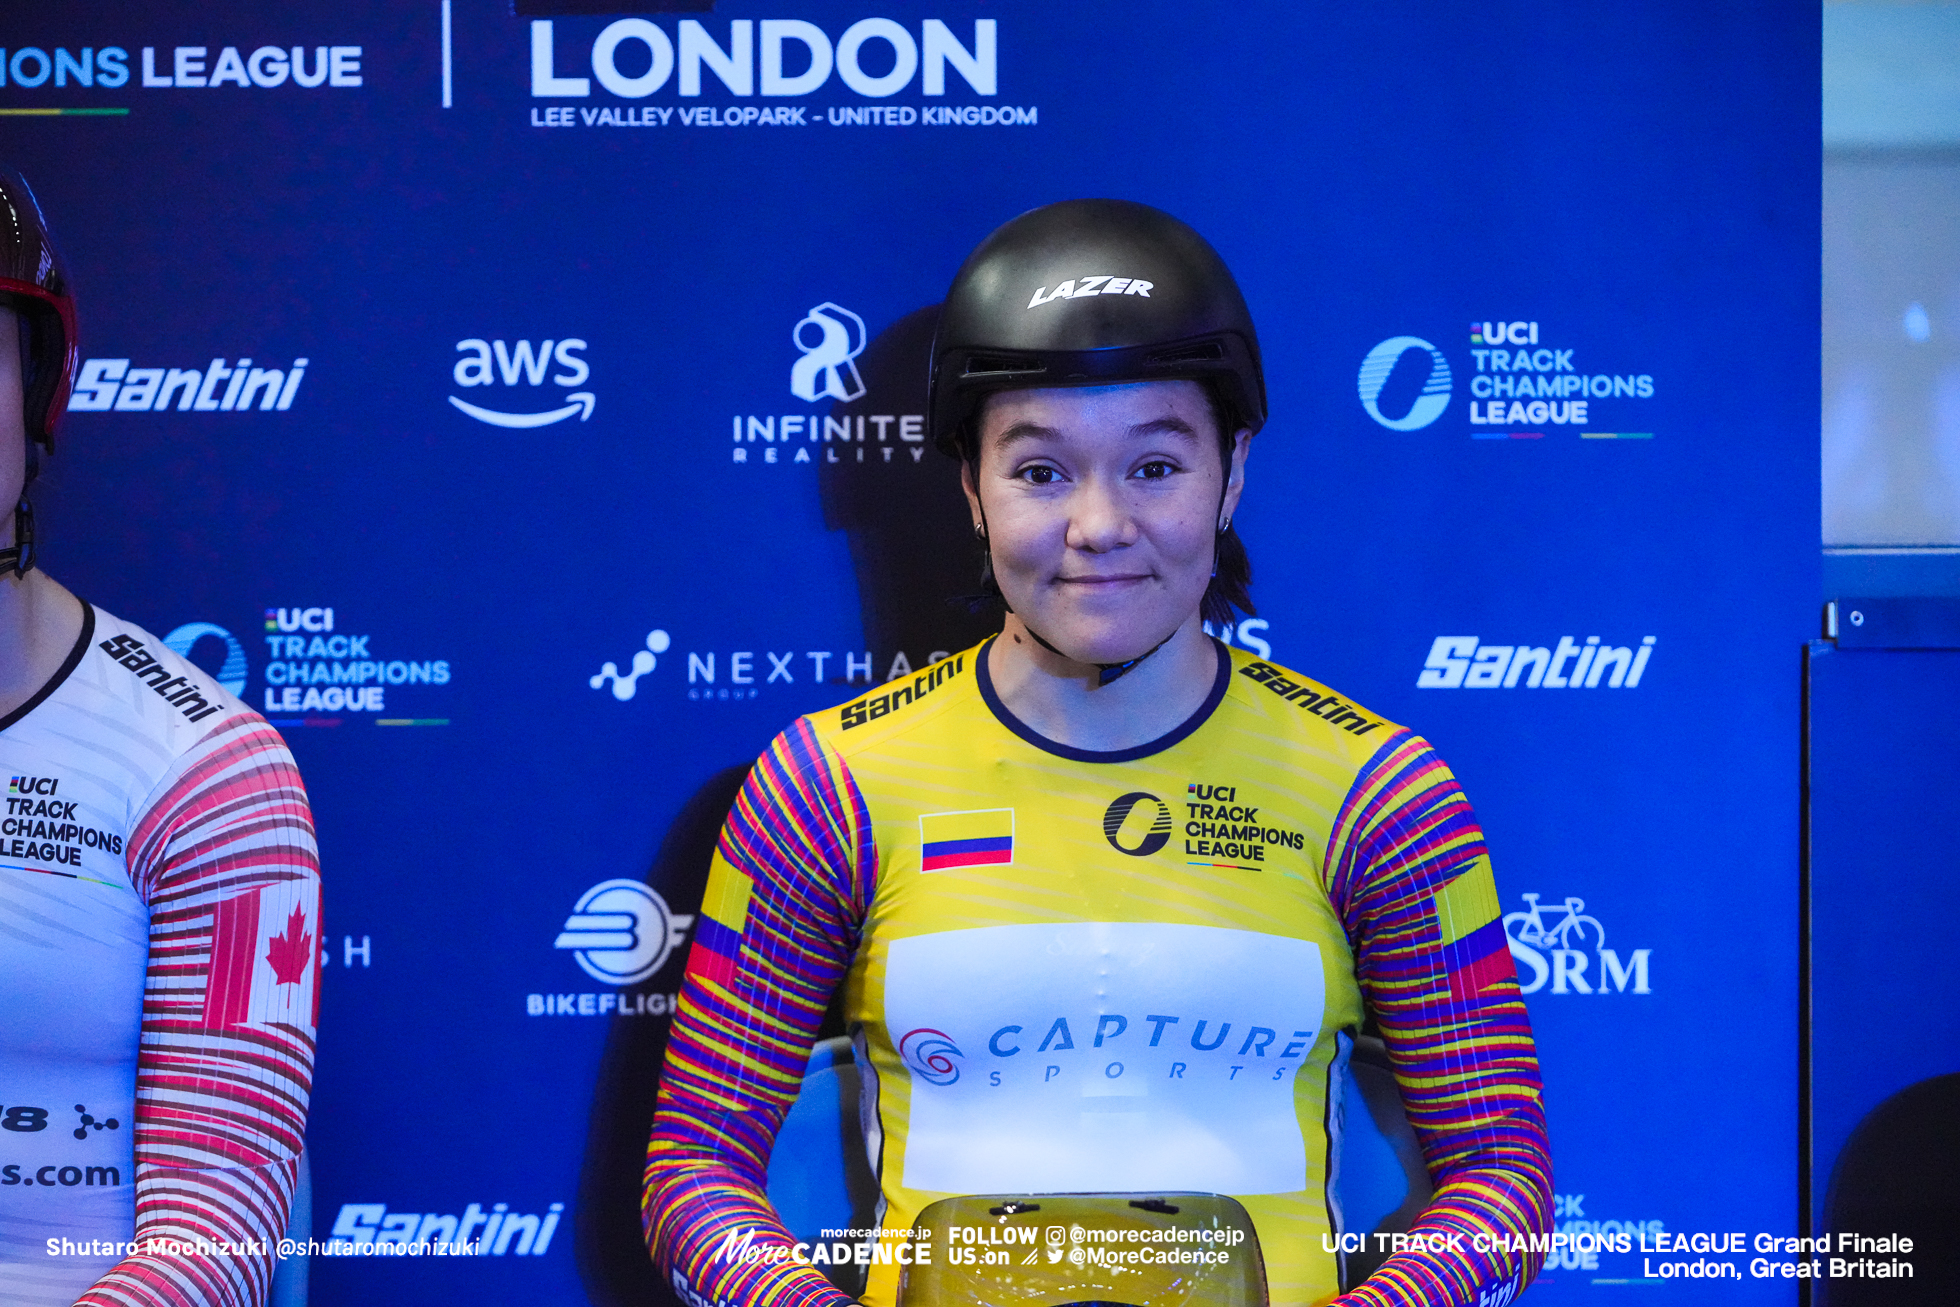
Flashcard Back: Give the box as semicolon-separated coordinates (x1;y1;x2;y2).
68;358;306;413
450;337;592;428
1416;636;1656;689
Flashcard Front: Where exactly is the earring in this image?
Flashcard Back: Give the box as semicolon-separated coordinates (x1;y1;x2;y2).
1218;515;1232;534
974;521;987;541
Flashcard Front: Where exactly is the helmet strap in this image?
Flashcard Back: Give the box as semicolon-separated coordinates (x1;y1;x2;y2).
0;496;35;577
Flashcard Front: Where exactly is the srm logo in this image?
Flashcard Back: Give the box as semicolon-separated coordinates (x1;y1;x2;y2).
554;879;693;986
450;338;593;428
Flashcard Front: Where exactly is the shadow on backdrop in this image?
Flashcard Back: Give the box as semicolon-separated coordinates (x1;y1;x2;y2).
574;304;993;1306
1820;1073;1959;1306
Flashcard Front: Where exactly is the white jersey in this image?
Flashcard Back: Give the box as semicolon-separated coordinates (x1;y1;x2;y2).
0;603;318;1307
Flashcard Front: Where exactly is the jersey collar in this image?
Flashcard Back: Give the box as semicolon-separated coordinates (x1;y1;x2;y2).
974;633;1231;764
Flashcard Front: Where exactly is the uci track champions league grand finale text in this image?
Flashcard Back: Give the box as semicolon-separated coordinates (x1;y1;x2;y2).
3;2;1819;1306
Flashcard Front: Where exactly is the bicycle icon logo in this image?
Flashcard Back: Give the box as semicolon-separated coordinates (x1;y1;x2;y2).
1503;892;1606;953
1501;892;1652;996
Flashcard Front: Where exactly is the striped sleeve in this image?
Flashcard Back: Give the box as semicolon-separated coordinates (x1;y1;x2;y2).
643;718;873;1307
1323;733;1552;1307
77;713;319;1307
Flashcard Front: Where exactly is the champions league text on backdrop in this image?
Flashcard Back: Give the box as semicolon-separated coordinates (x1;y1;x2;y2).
0;2;1822;1306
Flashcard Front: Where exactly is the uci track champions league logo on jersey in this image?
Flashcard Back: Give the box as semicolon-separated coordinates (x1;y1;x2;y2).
1356;320;1658;441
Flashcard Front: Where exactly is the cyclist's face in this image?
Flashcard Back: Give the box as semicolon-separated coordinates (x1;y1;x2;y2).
963;380;1249;666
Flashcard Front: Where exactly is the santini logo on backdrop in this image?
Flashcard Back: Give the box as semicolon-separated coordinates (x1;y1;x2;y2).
69;358;306;413
450;338;592;428
1416;636;1656;689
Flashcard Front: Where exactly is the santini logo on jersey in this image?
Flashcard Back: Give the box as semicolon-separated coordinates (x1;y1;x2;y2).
97;634;225;723
840;652;965;729
1026;276;1154;309
1236;662;1384;736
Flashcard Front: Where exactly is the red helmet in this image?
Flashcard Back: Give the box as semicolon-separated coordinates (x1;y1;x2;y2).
0;165;77;455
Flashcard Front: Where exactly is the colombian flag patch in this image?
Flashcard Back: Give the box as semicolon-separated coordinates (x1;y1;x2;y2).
1433;859;1512;1004
690;866;753;989
919;808;1015;872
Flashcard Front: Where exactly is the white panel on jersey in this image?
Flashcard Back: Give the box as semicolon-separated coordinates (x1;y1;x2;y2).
885;923;1325;1196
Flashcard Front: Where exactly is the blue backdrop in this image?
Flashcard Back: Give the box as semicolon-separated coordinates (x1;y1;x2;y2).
3;2;1818;1302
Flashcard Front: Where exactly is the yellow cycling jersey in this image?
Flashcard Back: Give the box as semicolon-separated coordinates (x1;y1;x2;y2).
649;638;1548;1307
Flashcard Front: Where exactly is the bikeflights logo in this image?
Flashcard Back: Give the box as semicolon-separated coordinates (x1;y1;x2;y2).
1416;635;1656;689
450;337;593;428
553;879;693;985
1356;320;1659;439
69;356;307;413
1504;893;1651;995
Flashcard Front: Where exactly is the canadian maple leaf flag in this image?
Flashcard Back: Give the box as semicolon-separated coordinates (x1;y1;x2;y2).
200;884;319;1031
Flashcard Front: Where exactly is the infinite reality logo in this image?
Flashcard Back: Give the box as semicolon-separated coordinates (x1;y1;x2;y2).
1102;792;1173;857
450;337;593;428
160;622;248;694
591;629;672;701
553;879;693;986
1356;336;1453;431
898;1027;963;1085
790;302;867;402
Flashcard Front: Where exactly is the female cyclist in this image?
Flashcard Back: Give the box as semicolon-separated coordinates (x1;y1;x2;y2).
644;200;1550;1307
0;166;318;1307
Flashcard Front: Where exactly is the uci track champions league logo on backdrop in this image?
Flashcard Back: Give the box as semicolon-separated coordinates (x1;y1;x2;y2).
522;18;1035;132
258;606;453;727
1356;321;1657;441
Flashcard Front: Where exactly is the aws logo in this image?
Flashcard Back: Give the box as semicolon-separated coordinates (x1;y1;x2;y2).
450;337;593;428
1102;792;1172;857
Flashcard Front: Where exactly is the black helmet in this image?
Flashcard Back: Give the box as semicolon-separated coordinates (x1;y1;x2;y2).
0;166;76;457
928;199;1265;458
